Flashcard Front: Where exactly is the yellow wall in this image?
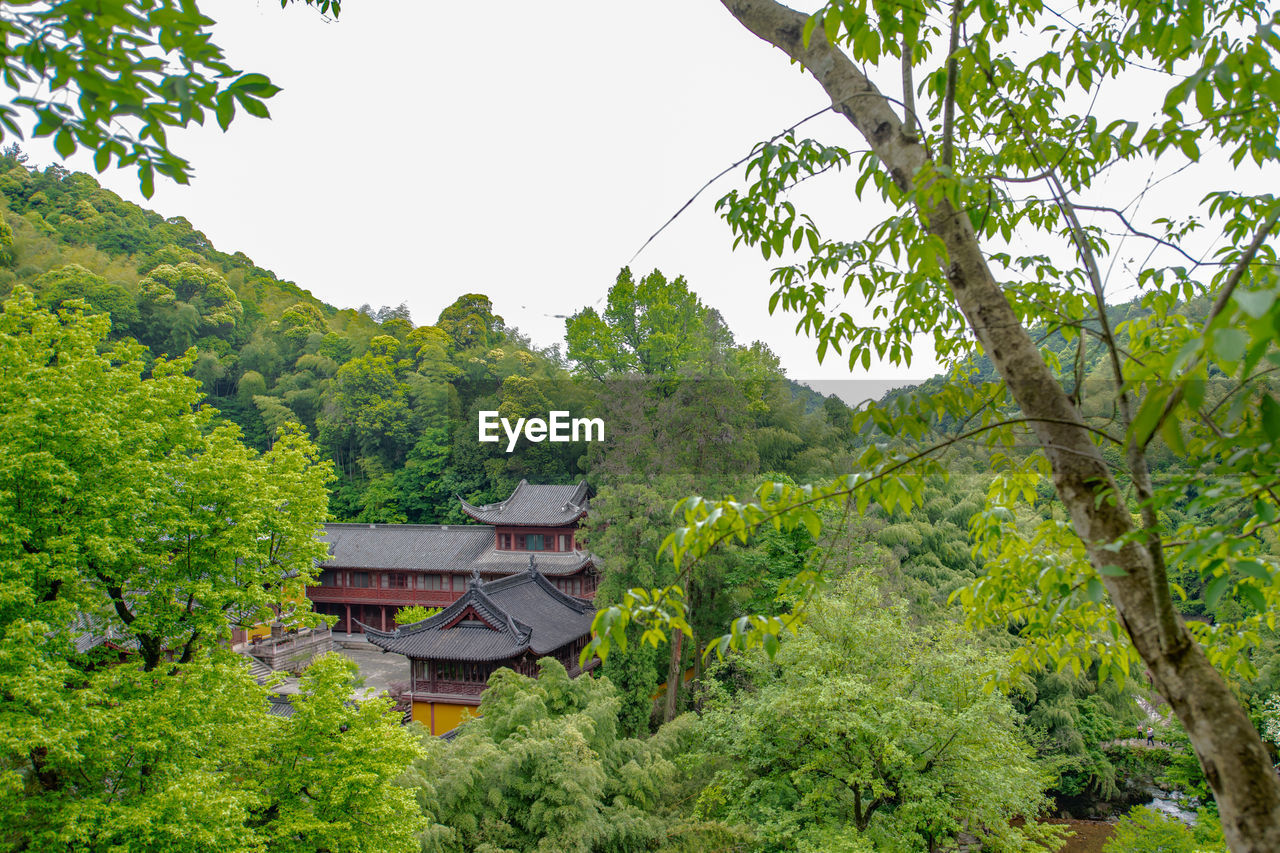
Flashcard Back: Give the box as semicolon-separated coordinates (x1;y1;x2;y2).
433;703;470;735
412;700;478;736
245;623;272;641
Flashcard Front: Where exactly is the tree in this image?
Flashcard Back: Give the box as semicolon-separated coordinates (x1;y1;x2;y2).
585;481;694;728
1103;806;1226;853
409;658;732;853
565;268;717;379
0;291;424;851
0;208;13;268
0;0;338;196
435;293;505;351
138;261;244;354
252;654;427;853
394;604;441;624
0;288;330;672
594;1;1280;849
31;263;139;333
691;570;1063;853
273;302;330;350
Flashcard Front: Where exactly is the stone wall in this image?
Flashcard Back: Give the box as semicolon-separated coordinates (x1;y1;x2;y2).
248;626;333;672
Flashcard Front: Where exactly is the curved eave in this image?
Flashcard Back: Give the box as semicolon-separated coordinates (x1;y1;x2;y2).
366;635;535;664
458;503;588;527
529;572;593;613
358;589;536;662
353;619;395;643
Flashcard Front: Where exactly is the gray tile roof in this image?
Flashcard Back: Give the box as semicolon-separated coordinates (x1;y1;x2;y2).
320;522;594;577
471;548;593;577
68;610;139;654
267;695;295;718
362;566;594;662
321;524;491;570
459;480;591;527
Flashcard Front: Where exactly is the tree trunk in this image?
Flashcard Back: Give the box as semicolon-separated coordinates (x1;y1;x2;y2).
717;2;1280;849
664;627;683;722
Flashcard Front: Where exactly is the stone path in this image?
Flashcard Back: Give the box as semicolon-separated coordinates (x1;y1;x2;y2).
333;642;408;700
1102;737;1171;750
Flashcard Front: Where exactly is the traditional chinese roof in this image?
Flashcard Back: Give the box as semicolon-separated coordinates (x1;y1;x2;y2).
321;524;491;570
469;548;593;577
320;523;594;577
67;610;139;654
361;563;594;663
459;480;591;527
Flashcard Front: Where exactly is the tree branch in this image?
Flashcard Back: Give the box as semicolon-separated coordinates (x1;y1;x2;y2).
901;42;918;143
940;0;961;167
629;105;832;264
1142;206;1280;451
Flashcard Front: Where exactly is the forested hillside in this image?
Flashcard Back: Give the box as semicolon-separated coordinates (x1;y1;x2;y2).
0;148;867;526
6;146;1279;852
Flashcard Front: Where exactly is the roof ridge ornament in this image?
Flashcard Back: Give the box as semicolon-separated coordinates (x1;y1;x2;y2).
528;553;539;575
469;565;482;589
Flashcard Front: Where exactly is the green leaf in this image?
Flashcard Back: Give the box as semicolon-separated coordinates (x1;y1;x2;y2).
802;13;818;48
1261;394;1280;441
53;128;74;158
139;162;155;199
230;73;281;98
1234;559;1272;582
1205;574;1231;609
1240;583;1266;613
800;509;821;540
823;11;840;45
1097;564;1129;577
1130;387;1171;444
1159;416;1186;455
238;96;270;119
215;95;235;131
1085;577;1106;603
1210;327;1248;364
1234;289;1276;319
1255;498;1279;524
1170;338;1201;375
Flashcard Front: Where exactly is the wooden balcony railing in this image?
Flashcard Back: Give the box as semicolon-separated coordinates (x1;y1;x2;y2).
305;587;455;607
413;680;485;697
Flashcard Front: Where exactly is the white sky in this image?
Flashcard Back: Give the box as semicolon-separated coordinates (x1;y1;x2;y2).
18;0;932;393
14;0;1274;398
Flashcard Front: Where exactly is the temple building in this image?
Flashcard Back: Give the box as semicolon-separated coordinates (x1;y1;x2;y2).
362;559;597;734
307;480;598;633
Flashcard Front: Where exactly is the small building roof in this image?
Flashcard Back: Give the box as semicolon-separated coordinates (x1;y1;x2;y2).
361;563;595;663
68;610;139;654
459;480;591;527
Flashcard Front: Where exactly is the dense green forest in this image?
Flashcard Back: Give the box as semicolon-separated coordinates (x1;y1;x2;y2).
0;147;863;524
4;146;1278;852
8;0;1280;841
